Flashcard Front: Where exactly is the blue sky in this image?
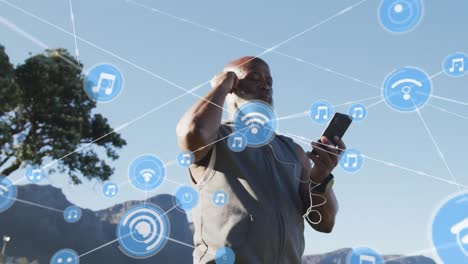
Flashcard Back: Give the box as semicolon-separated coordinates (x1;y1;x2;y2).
1;0;467;259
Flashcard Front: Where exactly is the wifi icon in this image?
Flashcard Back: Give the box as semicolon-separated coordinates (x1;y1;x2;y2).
0;184;8;196
129;155;166;191
0;177;17;213
234;101;278;148
383;67;431;112
241;112;270;135
140;169;155;183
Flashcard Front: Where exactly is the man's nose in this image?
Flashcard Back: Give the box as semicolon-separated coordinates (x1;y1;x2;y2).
262;85;272;91
259;79;272;90
261;83;272;92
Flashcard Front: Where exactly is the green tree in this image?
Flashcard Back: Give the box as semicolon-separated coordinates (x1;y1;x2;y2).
0;45;126;184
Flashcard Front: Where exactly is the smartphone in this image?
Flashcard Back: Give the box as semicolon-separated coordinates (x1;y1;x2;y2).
311;112;352;155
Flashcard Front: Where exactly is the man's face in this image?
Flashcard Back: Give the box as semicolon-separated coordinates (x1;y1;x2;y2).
235;61;273;106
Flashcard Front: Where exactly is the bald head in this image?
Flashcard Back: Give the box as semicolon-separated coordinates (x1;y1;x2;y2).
223;56;270;79
223;56;273;109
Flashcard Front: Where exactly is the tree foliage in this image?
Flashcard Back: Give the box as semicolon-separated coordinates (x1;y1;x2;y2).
0;45;126;184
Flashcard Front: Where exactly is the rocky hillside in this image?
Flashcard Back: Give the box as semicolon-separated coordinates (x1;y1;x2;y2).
0;185;437;264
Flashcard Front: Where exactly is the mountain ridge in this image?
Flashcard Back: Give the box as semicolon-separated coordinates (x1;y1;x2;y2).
0;184;437;264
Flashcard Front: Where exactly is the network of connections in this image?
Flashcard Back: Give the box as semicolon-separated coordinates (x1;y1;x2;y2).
0;0;467;263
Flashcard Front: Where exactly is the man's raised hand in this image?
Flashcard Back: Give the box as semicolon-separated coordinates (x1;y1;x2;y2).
210;71;239;94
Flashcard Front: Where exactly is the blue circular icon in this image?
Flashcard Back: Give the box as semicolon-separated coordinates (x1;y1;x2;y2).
431;192;468;263
233;101;278;148
177;151;195;168
50;249;79;264
64;206;82;223
379;0;424;33
102;182;119;198
215;246;236;264
175;185;199;212
443;52;468;77
348;103;368;121
212;190;228;207
383;67;431;112
129;155;166;191
25;165;46;183
339;149;364;173
227;132;248;152
117;203;170;259
310;101;334;124
347;247;384;264
0;176;17;213
84;63;124;102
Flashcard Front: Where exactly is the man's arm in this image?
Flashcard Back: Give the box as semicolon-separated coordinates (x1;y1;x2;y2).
175;72;238;181
295;136;345;233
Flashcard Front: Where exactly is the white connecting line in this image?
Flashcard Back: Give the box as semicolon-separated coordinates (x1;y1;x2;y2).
427;104;468;120
0;15;79;69
2;0;465;180
384;242;459;262
414;106;462;192
276;95;385;121
285;132;468;189
0;0;372;172
9;196;64;213
58;0;376;256
77;208;204;261
68;0;79;61
126;0;380;92
431;94;468;107
2;0;465;260
0;0;372;244
332;95;383;108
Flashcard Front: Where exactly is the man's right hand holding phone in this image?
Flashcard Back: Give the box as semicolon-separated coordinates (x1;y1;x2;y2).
306;136;346;183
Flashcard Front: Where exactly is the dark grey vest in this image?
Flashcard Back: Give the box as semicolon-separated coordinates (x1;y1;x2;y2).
190;123;305;264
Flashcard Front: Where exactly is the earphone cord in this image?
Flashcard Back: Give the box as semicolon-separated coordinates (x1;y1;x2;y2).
302;179;328;225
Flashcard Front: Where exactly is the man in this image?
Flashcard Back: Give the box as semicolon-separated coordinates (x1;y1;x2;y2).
176;56;346;264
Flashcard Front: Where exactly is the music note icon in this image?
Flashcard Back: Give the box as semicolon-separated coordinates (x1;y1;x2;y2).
341;149;363;172
103;182;118;197
180;153;192;165
344;154;358;168
64;206;82;223
449;57;465;73
28;168;43;181
26;166;46;183
32;168;42;178
228;133;248;152
352;107;364;119
359;255;376;264
315;106;329;120
213;191;227;206
178;151;194;167
215;193;225;204
232;137;243;148
105;185;116;196
92;72;116;95
67;210;78;220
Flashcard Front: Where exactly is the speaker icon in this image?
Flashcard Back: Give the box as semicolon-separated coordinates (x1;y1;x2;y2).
117;204;170;258
379;0;423;33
